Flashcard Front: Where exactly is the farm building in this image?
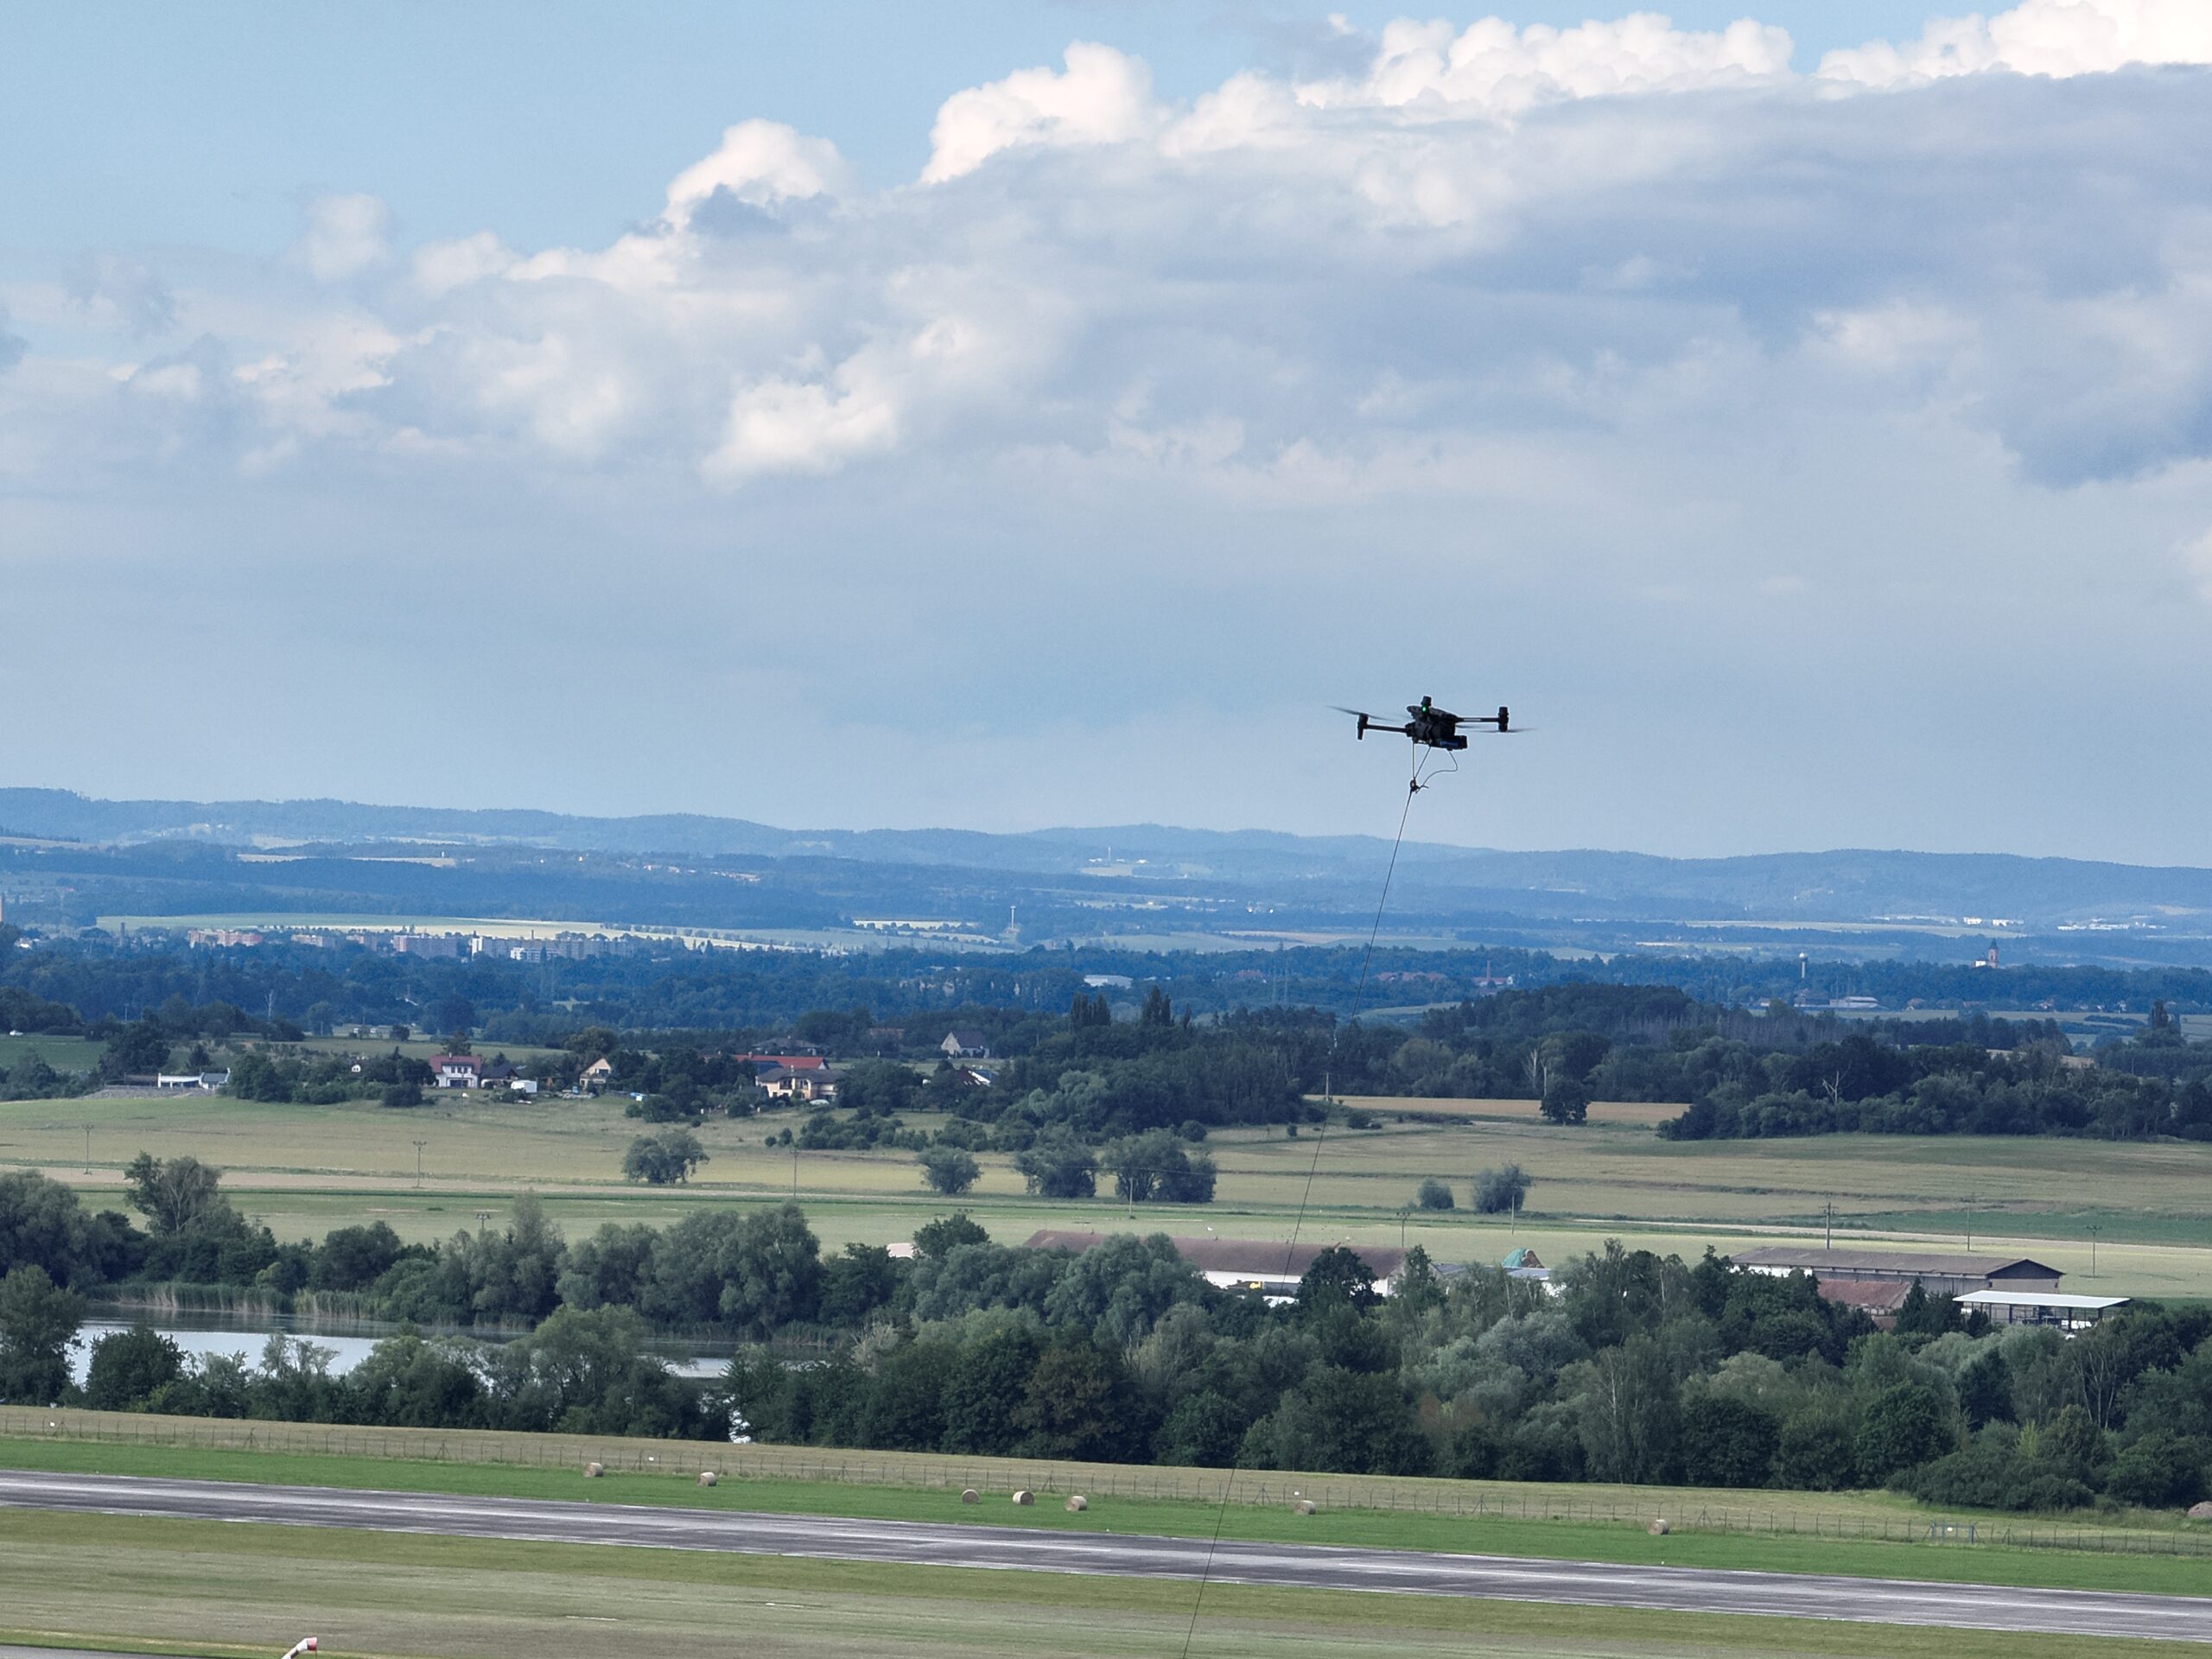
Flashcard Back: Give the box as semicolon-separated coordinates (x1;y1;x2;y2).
1502;1247;1551;1285
942;1029;993;1059
1811;1279;1915;1328
1956;1290;2129;1332
1025;1229;1408;1300
1732;1247;2061;1296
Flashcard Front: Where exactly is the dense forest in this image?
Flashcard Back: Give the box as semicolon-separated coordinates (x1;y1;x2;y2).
3;1166;2207;1513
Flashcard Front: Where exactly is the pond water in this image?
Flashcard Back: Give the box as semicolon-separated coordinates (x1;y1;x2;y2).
70;1310;732;1388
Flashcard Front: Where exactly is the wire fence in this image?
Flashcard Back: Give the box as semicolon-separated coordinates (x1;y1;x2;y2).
4;1405;2207;1560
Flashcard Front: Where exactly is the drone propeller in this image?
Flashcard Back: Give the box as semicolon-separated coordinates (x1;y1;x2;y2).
1329;706;1378;720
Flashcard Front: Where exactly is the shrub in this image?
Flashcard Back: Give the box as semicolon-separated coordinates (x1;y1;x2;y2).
1775;1410;1854;1491
1538;1079;1590;1125
2107;1433;2210;1510
918;1145;981;1197
1854;1381;1955;1484
1472;1166;1531;1214
1014;1131;1097;1199
1681;1395;1781;1488
1415;1177;1454;1211
84;1324;184;1409
621;1128;708;1185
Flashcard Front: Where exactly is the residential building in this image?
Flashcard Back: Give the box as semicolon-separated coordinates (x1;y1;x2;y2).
758;1065;842;1103
430;1055;482;1090
942;1029;992;1059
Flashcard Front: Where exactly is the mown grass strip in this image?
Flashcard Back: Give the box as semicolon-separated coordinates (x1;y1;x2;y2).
0;1509;2195;1659
5;1432;2209;1599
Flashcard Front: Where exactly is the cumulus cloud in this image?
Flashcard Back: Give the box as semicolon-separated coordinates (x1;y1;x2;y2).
295;193;393;282
923;41;1163;181
1821;0;2212;84
663;119;853;226
13;4;2212;855
12;6;2212;499
1292;13;1793;114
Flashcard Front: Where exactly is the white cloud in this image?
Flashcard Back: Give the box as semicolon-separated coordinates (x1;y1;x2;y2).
923;42;1163;182
663;119;853;226
7;12;2212;609
1294;13;1793;115
1821;0;2212;85
410;231;518;296
295;193;393;282
707;371;898;483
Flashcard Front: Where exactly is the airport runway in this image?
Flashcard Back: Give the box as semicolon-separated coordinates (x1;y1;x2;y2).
3;1469;2209;1643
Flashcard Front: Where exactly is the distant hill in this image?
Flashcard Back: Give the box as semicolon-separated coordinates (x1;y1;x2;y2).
4;787;2210;955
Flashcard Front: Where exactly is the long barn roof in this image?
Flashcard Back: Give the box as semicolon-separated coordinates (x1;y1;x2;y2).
1732;1246;2060;1279
1024;1228;1408;1281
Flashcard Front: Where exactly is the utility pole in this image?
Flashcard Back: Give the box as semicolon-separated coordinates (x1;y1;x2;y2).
791;1141;799;1198
83;1124;92;1174
2089;1222;2101;1279
411;1139;428;1187
1825;1198;1833;1251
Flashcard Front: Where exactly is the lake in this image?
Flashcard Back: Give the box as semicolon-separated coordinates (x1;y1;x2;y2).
70;1310;732;1388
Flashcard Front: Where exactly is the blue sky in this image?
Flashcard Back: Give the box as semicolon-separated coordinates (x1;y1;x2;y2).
5;3;2212;863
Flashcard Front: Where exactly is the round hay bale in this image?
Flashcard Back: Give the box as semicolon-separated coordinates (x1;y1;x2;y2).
1065;1494;1088;1513
1648;1518;1670;1536
1294;1498;1318;1516
2189;1501;2212;1522
961;1489;980;1505
697;1471;718;1488
1011;1490;1034;1507
583;1461;604;1478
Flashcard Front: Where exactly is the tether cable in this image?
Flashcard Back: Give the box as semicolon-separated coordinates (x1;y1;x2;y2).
1177;739;1433;1659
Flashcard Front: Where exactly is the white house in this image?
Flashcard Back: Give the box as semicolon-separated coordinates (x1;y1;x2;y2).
430;1054;483;1090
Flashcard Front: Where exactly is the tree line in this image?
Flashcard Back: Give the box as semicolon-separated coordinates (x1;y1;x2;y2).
4;1168;2208;1512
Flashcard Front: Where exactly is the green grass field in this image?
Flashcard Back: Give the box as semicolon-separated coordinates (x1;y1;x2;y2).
4;1087;2208;1297
3;1427;2205;1597
3;1507;2187;1659
0;1033;104;1072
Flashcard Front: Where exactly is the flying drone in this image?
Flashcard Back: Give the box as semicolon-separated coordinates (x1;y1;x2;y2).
1335;695;1513;753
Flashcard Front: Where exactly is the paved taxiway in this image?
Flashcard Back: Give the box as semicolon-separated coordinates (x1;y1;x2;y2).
3;1469;2207;1643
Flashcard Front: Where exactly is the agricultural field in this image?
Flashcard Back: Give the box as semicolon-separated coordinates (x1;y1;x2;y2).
3;1087;2209;1296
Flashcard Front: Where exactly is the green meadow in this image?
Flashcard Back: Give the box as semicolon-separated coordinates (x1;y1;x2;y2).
3;1087;2206;1296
